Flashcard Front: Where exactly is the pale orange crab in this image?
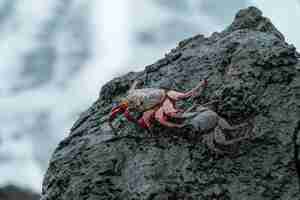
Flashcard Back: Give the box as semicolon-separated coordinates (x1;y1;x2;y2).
109;79;208;130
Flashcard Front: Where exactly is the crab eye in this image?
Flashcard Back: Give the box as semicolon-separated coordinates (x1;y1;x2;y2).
111;102;118;109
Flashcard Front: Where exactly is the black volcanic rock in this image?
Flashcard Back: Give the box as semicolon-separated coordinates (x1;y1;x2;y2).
41;7;300;200
0;185;40;200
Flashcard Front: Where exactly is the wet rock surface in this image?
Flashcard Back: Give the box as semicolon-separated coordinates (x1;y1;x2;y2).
41;7;300;200
0;185;40;200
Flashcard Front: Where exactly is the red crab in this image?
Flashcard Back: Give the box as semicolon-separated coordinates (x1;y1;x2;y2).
109;79;208;130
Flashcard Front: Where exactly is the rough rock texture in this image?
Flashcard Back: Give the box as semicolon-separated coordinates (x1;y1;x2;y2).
0;185;40;200
41;7;300;200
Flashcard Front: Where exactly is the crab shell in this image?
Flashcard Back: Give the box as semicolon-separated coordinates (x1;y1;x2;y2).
125;88;166;112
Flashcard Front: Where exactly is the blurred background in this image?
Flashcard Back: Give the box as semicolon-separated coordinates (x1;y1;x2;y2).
0;0;299;194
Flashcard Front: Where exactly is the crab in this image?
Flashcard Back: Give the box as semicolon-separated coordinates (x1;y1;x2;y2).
182;105;252;154
109;79;208;130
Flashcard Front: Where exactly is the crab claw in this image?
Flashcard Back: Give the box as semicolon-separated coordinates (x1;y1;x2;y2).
138;118;150;129
109;101;128;121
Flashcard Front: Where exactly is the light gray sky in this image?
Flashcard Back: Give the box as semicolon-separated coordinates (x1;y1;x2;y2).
251;0;300;49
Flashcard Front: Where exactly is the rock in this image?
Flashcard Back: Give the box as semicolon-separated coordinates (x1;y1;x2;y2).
0;185;40;200
41;7;300;200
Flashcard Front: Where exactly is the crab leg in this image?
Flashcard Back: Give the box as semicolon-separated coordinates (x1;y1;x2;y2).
217;135;250;145
218;117;248;131
122;108;155;130
138;110;155;129
155;108;184;128
162;98;184;118
124;108;137;123
167;79;207;101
